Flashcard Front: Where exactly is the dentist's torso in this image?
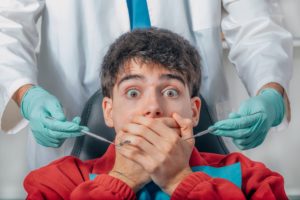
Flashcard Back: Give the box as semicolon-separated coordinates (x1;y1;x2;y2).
32;0;229;168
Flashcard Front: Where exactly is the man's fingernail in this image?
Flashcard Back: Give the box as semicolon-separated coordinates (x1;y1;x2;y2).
118;140;131;146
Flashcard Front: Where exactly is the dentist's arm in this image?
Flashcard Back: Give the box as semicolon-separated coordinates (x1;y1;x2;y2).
0;0;43;132
222;0;293;99
211;86;285;150
14;84;86;148
12;84;33;107
215;0;293;150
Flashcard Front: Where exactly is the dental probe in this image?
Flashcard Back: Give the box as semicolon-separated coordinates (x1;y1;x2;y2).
46;116;117;146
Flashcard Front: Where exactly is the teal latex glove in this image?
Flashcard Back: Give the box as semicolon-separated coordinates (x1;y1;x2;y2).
21;86;87;148
210;88;285;150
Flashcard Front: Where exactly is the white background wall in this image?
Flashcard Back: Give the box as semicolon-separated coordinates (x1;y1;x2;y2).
1;1;300;199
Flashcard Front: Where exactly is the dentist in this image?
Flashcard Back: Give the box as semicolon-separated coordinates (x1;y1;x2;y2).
0;0;293;169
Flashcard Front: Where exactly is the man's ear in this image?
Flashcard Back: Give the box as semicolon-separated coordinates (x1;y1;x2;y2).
190;96;201;127
102;97;114;127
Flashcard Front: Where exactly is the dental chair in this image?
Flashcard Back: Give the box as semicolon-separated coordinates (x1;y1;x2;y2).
71;90;229;160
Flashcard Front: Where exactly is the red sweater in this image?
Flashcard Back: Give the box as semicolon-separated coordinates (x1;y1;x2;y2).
24;145;288;200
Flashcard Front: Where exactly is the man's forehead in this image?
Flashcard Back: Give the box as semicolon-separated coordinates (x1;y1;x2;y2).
116;59;186;83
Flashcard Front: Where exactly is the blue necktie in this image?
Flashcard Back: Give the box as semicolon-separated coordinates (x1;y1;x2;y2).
126;0;151;30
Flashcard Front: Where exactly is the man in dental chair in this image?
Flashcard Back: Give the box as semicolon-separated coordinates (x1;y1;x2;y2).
24;28;288;200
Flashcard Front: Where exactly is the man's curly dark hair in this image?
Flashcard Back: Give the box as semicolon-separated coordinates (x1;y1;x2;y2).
101;27;201;98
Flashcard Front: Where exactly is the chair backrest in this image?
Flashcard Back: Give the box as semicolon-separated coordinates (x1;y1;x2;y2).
71;90;229;160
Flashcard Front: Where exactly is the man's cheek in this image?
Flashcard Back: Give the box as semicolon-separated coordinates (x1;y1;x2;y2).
179;107;194;118
170;108;190;118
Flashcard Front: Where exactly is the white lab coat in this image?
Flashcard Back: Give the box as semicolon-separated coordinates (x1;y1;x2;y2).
0;0;293;169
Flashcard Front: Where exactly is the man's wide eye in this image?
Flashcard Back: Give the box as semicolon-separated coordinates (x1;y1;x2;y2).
163;89;179;98
126;89;140;98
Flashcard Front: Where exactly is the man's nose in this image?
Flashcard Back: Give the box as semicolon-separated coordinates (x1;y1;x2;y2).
143;94;163;118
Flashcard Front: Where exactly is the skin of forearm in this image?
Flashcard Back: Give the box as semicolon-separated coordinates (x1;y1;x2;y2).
257;82;284;96
12;84;34;106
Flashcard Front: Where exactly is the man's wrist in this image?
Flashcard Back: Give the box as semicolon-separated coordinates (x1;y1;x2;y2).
163;168;193;195
109;170;142;192
12;84;34;106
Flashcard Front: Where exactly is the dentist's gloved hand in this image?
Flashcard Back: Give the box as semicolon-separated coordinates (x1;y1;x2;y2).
21;86;87;148
210;88;285;150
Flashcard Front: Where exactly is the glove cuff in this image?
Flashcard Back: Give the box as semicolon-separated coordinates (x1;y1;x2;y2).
259;88;285;127
20;85;42;119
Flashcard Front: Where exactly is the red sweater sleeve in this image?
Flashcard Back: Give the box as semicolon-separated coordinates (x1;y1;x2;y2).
171;152;288;200
70;174;136;200
171;172;246;200
24;156;92;200
24;156;136;200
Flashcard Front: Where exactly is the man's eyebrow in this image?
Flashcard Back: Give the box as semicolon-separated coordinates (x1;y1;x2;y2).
117;73;186;87
160;74;186;85
117;74;145;87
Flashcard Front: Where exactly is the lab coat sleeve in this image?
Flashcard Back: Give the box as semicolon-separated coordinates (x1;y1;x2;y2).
221;0;293;97
171;152;288;200
0;0;44;133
